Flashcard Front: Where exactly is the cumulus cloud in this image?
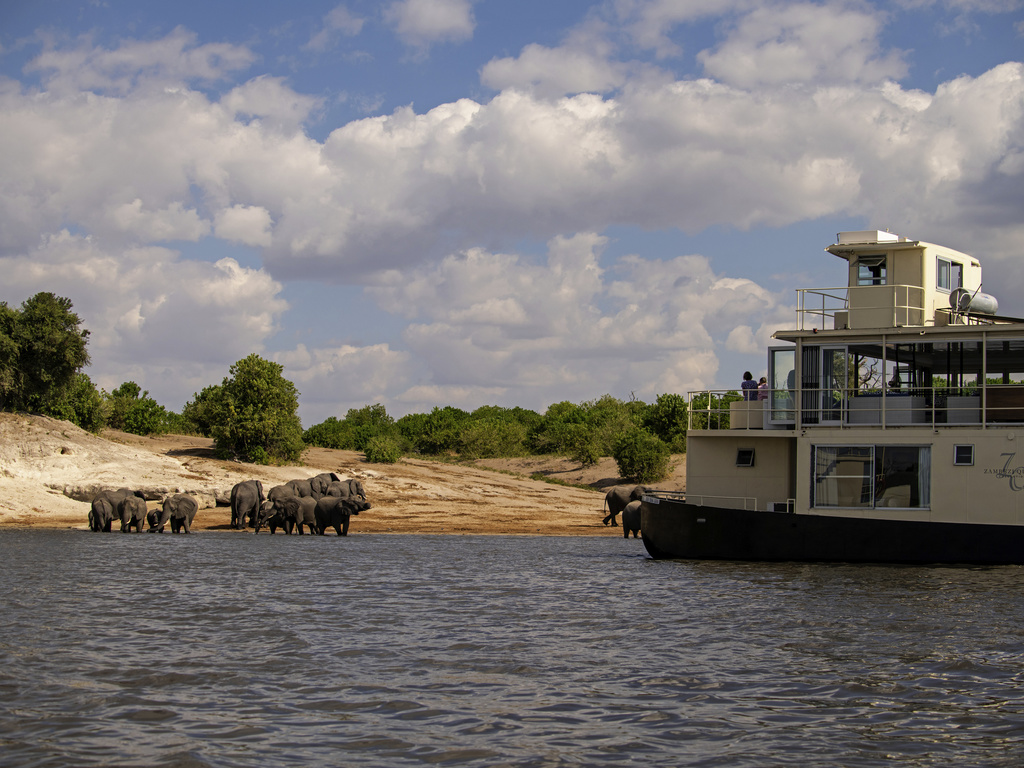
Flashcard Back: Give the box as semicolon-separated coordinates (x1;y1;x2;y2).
363;234;789;412
0;231;288;408
480;22;632;97
306;5;366;52
697;3;908;87
384;0;475;49
25;26;254;95
214;205;274;247
221;75;322;130
2;13;1022;419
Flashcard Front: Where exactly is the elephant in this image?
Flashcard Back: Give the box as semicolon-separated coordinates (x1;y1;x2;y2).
148;493;199;533
258;495;319;534
602;484;647;526
118;495;148;533
253;500;288;534
284;478;317;500
267;483;297;504
89;488;145;532
309;472;340;498
325;478;366;501
230;480;264;530
315;496;370;536
621;500;642;538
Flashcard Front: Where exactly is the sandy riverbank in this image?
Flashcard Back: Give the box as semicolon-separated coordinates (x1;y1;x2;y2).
0;413;685;535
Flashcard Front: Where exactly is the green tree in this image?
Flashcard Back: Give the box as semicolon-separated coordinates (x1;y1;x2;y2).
1;293;90;414
612;428;670;484
210;354;304;464
45;372;105;432
105;381;169;435
180;384;225;437
643;393;688;452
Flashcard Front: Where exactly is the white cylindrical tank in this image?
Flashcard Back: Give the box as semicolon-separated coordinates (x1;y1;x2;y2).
951;287;999;315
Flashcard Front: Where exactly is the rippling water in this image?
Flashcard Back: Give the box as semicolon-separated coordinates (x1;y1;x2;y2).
1;530;1022;767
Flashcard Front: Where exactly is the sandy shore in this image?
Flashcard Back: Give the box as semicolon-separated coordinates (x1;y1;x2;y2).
0;413;685;535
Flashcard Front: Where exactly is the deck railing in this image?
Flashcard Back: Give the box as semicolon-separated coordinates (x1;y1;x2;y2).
688;385;1022;430
796;285;927;330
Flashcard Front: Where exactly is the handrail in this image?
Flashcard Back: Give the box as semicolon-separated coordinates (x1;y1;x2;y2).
687;385;1024;430
796;284;927;330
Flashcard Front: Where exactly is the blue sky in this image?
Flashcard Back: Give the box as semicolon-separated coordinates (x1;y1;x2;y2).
1;0;1022;425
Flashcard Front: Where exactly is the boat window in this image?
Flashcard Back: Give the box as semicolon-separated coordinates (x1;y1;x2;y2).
812;445;930;509
937;257;963;292
736;449;755;467
856;255;887;286
953;445;974;466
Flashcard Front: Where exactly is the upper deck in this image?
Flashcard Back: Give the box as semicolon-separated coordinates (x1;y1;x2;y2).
693;231;1024;432
793;230;990;332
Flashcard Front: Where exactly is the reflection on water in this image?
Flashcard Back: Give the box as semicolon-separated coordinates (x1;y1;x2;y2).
0;530;1022;767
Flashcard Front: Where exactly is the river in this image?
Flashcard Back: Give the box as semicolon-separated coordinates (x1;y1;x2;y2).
0;530;1021;767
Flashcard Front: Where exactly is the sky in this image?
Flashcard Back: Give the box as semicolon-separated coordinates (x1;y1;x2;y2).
1;0;1022;426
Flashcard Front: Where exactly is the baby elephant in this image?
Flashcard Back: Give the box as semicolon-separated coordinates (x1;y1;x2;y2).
148;493;199;533
621;500;641;539
315;496;370;536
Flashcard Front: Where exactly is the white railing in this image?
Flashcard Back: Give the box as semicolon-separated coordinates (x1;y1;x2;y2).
796;285;926;330
687;386;1022;430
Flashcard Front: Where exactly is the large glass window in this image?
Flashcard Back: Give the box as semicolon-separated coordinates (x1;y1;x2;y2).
813;445;931;509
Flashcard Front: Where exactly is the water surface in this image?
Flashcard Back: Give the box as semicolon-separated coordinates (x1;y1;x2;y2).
1;530;1022;767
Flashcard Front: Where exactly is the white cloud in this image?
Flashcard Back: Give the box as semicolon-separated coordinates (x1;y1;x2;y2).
363;234;788;412
26;26;254;95
0;231;288;409
306;5;366;52
2;19;1023;419
384;0;475;49
221;75;322;130
214;205;273;247
697;3;908;87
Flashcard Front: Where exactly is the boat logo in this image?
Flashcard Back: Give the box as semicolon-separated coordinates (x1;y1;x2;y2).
986;452;1024;491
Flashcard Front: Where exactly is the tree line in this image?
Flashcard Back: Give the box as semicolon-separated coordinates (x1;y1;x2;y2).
1;293;690;483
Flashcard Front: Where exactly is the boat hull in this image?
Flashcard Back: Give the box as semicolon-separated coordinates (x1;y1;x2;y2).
640;496;1024;564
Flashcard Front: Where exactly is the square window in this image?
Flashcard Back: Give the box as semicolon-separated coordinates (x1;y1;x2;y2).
954;444;974;466
736;449;755;467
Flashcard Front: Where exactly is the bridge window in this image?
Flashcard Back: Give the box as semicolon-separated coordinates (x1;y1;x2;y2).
937;257;963;292
856;255;887;286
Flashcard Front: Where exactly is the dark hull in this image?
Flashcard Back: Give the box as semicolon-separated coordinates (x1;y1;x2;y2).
640;496;1024;565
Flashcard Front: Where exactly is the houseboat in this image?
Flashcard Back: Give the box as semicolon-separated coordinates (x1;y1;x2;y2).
641;230;1024;563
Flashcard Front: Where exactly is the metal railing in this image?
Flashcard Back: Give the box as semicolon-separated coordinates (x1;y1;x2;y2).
796;285;926;330
687;385;1022;430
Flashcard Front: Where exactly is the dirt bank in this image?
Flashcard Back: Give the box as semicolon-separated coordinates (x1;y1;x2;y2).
0;413;685;535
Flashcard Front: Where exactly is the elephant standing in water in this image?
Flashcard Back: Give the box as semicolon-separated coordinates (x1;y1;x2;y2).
315;496;370;536
255;496;318;534
230;480;264;529
89;488;145;532
148;493;199;533
602;485;647;526
621;500;642;538
118;495;148;533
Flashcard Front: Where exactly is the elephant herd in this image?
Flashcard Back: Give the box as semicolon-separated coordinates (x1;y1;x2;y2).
602;484;646;539
231;473;369;536
88;472;369;536
88;488;199;534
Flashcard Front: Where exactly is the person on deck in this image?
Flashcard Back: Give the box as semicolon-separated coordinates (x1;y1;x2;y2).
741;371;757;401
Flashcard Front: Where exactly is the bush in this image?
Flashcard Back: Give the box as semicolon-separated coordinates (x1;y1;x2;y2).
459;417;528;459
364;435;402;464
612;428;670;484
644;392;688;452
44;372;105;432
209;354;305;464
105;381;169;435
